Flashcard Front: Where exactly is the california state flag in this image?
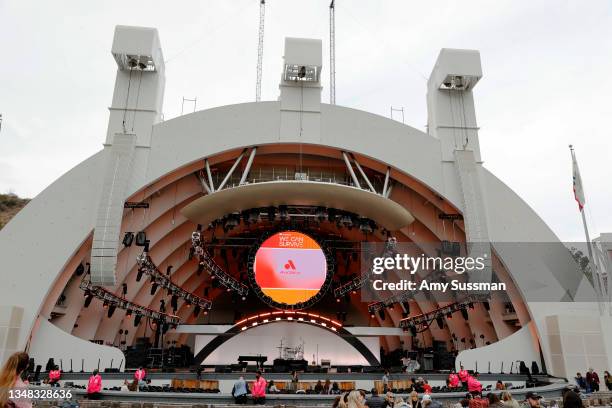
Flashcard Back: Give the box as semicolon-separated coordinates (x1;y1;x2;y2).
571;148;585;211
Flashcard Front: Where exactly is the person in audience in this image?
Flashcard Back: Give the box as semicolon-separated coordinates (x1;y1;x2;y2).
48;365;61;387
323;379;331;394
134;366;147;386
330;382;341;395
604;371;612;391
86;369;103;400
120;379;131;392
468;372;483;395
422;379;432;394
469;392;489;408
231;375;248;404
339;391;349;408
251;370;267;404
548;400;559;408
562;390;583;408
382;391;395;408
314;380;324;394
366;388;385;408
520;391;541;408
449;369;460;388
575;372;587;391
267;379;280;394
394;397;410;408
458;365;470;388
487;393;504;408
501;391;520;408
409;391;422;408
347;389;367;408
0;352;31;408
496;381;505;390
586;368;600;392
382;370;390;393
333;395;343;408
422;394;442;408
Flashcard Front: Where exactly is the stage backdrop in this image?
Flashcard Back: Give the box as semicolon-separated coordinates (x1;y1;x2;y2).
195;322;380;366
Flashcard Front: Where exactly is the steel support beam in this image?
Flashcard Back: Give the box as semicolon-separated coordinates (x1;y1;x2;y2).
342;151;361;189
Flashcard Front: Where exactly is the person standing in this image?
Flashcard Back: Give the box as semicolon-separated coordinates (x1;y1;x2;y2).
134;366;146;386
520;392;541;408
562;390;584;408
0;352;31;408
604;371;612;391
86;369;103;400
366;388;385;408
382;370;390;393
586;368;600;392
232;376;248;404
251;370;267;405
500;391;520;408
48;365;61;387
458;365;469;388
467;373;483;395
290;370;299;392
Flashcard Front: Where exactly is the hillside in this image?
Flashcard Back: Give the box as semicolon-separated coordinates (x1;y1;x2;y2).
0;193;30;230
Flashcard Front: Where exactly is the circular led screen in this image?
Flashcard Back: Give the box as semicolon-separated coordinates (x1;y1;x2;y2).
253;231;328;307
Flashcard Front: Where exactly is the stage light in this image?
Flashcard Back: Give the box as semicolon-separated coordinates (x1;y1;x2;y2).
171;295;178;311
103;300;109;309
150;283;158;295
197;263;204;275
166;265;172;276
84;293;94;308
279;205;289;221
126;310;132;318
359;218;373;234
336;298;341;303
378;309;385;321
409;325;417;336
136;268;144;282
436;316;444;330
159;300;166;313
402;301;411;314
75;263;85;276
248;211;260;224
122;283;128;296
340;214;352;227
483;301;490;311
122;232;135;247
193;305;201;318
134;314;142;327
135;231;147;246
446;312;452;319
460;308;469;321
468;302;474;309
315;207;327;222
107;304;116;318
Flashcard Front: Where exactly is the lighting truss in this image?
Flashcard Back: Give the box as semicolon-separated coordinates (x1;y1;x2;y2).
334;237;398;298
235;310;342;332
398;294;489;329
191;231;250;297
79;279;179;326
136;251;212;310
368;289;415;315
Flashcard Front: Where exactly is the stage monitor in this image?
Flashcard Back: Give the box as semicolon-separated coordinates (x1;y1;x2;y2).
252;231;330;308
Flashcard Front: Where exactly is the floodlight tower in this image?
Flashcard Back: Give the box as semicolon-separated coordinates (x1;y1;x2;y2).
329;0;336;105
256;0;266;102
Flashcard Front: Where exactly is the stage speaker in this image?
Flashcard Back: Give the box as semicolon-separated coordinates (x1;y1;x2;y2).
135;231;147;246
422;354;434;371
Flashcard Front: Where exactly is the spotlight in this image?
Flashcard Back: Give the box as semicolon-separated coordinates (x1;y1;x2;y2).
107;305;116;318
84;294;94;308
122;232;135;247
359;218;373;234
446;312;452;319
159;300;166;313
340;214;353;227
122;283;128;296
136;268;144;282
460;308;469;321
409;325;417;336
401;301;411;314
248;211;260;224
378;309;386;321
468;302;474;309
75;263;85;276
103;300;109;309
126;310;132;318
134;314;142;327
166;265;173;276
315;207;327;222
436;316;444;330
193;305;201;318
197;263;204;275
135;231;147;246
483;301;490;311
150;283;158;295
171;295;178;311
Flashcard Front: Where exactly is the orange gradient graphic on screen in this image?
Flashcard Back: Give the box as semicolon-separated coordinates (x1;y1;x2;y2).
254;231;327;305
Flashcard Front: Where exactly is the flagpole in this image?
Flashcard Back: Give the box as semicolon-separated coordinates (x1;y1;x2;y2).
570;145;603;313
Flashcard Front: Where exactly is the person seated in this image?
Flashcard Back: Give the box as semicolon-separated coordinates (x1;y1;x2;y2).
86;369;103;400
231;376;248;404
422;394;443;408
423;380;432;394
467;373;483;395
394;397;410;408
120;380;131;392
469;392;489;408
575;373;587;390
496;381;506;390
458;365;470;387
48;365;61;387
488;393;505;408
324;379;332;394
449;370;460;388
267;380;280;394
314;380;324;394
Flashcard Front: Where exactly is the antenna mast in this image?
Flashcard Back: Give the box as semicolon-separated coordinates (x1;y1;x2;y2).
256;0;266;102
329;0;336;104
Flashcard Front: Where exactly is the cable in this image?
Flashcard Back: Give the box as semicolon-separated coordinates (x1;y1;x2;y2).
131;70;143;132
122;68;134;133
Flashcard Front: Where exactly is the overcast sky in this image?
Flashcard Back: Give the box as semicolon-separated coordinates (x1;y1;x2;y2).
0;0;610;242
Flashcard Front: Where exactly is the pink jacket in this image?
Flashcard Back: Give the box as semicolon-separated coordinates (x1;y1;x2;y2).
49;370;61;381
135;369;146;381
467;376;482;393
448;374;459;387
11;377;32;408
458;369;469;382
252;377;267;397
87;374;102;394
